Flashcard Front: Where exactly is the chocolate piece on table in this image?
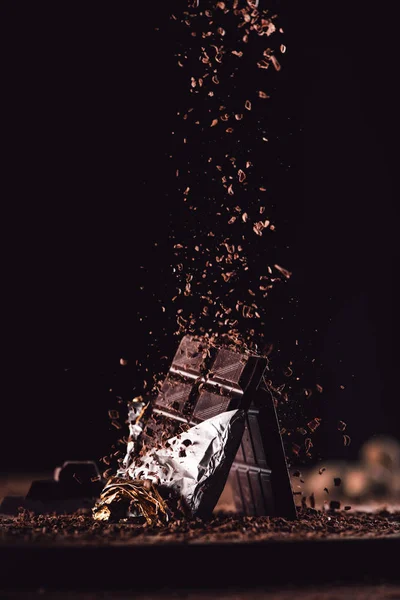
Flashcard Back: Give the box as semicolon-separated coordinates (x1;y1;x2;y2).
136;335;296;519
0;461;104;515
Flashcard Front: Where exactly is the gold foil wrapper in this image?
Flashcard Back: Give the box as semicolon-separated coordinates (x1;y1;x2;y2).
92;477;168;526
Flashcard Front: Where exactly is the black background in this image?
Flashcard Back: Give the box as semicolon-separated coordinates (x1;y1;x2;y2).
1;1;398;473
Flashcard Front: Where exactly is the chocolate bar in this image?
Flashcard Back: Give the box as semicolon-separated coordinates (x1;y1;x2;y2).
135;335;296;518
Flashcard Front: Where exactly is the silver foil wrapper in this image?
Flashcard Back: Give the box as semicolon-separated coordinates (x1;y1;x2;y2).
125;409;245;518
92;477;168;525
118;398;146;475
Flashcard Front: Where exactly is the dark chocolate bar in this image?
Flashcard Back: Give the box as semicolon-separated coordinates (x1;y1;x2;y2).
140;335;296;519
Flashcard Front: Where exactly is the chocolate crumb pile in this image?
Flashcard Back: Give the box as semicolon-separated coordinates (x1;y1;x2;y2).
1;509;399;546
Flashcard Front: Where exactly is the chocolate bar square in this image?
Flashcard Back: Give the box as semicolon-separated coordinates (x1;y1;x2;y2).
155;376;193;416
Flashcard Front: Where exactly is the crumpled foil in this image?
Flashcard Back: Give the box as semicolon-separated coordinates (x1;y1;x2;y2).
126;409;245;518
93;409;245;522
92;477;168;526
118;396;147;476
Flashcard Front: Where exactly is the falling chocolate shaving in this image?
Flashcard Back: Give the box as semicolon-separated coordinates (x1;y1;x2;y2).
270;55;281;71
307;418;321;433
292;443;301;456
274;264;292;279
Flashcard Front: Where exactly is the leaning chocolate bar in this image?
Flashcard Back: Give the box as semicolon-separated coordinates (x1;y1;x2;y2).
121;335;296;519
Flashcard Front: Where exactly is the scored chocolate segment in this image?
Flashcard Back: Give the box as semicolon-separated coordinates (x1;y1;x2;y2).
240;422;256;466
249;470;267;515
155;376;193;417
171;335;208;379
260;471;275;513
247;411;268;468
192;389;234;421
208;347;248;389
236;467;255;516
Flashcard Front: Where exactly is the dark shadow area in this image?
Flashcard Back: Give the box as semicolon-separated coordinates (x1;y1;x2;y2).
1;0;397;474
